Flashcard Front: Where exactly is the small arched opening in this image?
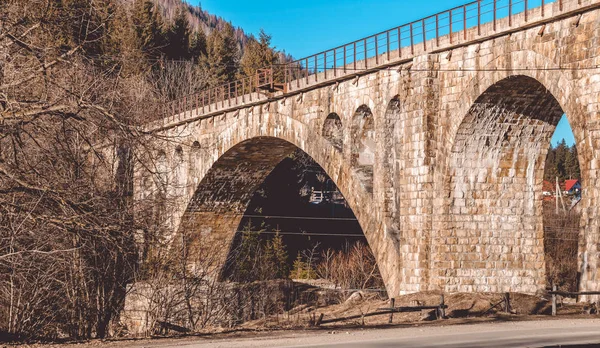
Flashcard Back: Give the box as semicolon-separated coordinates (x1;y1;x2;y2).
351;105;375;193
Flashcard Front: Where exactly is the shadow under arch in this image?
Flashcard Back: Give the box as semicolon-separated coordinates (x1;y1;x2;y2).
439;75;572;294
175;136;383;285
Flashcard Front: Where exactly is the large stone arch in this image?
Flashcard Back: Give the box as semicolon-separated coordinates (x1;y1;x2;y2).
434;49;595;295
444;75;563;293
161;106;399;294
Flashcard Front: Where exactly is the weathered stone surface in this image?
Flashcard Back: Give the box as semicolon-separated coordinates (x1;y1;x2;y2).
135;0;600;299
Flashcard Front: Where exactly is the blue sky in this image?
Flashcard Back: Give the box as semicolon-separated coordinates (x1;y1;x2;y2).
193;0;575;147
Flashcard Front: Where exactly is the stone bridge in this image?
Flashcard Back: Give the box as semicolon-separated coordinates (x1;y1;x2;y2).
134;0;600;297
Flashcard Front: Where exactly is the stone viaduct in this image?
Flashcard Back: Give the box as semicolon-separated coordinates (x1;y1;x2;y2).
133;0;600;298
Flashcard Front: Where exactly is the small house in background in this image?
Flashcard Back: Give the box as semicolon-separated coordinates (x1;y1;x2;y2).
564;179;582;197
309;188;346;206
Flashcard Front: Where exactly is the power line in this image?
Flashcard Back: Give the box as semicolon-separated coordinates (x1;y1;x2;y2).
242;214;357;221
236;230;366;237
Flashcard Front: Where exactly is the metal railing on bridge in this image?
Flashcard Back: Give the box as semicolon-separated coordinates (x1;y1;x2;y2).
162;0;579;121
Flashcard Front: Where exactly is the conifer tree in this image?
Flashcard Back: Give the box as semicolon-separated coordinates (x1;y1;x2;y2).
189;30;207;60
265;230;289;279
239;29;277;79
165;8;191;60
132;0;166;59
199;22;239;87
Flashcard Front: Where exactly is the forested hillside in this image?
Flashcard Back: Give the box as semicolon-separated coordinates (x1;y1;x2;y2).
0;0;284;340
544;140;581;182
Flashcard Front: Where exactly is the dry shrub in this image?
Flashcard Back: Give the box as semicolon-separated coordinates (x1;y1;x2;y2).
543;204;580;292
316;242;384;292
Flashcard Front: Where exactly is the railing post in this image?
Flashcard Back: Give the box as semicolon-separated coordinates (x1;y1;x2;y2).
410;23;414;55
344;46;347;73
353;42;357;71
559;0;562;11
524;0;528;22
477;0;481;35
333;49;337;77
493;0;497;31
422;19;426;51
541;0;545;17
305;58;308;85
398;27;402;58
436;14;439;47
463;5;467;40
388;298;395;324
324;52;327;79
364;38;368;69
509;0;513;26
228;83;231;107
386;31;390;61
314;55;318;82
375;34;379;64
449;10;453;44
242;79;245;102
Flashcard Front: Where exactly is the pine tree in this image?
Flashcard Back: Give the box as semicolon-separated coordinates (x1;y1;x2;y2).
239;29;277;79
165;8;191;60
266;230;289;279
544;144;558;181
189;30;207;60
555;139;568;182
132;0;166;59
199;22;239;87
565;145;580;179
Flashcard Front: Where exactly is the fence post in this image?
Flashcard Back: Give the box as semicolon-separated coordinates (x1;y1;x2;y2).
504;292;510;313
388;298;395;324
552;283;557;316
316;313;324;326
439;294;446;319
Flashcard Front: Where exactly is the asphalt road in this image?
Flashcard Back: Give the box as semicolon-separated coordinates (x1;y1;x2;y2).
130;319;600;348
